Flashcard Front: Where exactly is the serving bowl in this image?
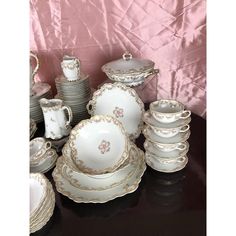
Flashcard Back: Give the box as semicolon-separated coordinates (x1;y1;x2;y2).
69;115;129;174
150;100;191;123
101;52;158;86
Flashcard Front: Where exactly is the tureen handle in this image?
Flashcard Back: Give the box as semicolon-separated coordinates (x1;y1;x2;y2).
62;105;73;128
86;100;94;115
122;52;132;61
30;52;39;84
146;68;159;77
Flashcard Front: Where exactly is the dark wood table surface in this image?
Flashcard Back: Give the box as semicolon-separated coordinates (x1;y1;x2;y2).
31;106;206;236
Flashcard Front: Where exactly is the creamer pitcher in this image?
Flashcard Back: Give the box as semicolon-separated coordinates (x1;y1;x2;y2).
40;98;73;140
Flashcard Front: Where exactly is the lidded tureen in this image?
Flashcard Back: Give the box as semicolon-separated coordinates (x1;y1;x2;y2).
101;52;159;86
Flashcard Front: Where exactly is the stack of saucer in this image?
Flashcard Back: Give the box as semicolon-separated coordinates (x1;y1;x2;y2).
30;173;55;234
55;74;92;126
30;82;52;123
30;137;58;174
52;115;146;203
142;100;191;173
30;119;37;139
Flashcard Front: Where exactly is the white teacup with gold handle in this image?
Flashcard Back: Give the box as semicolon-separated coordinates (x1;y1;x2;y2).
61;55;80;81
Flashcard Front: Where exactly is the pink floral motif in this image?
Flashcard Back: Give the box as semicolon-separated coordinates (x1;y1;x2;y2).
113;106;124;118
98;140;111;154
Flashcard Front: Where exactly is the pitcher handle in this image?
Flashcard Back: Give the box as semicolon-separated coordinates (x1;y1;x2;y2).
62;105;73;128
30;52;39;84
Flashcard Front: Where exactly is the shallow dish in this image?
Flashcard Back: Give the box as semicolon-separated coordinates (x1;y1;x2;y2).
143;126;190;144
150;100;191;123
69;115;129;174
59;142;139;191
87;83;144;140
144;140;189;158
52;146;146;203
145;153;188;173
143;110;191;128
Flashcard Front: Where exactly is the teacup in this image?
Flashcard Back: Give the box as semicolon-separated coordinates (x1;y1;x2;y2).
150;100;191;123
61;55;80;81
144;140;189;158
148;124;190;138
30;137;51;161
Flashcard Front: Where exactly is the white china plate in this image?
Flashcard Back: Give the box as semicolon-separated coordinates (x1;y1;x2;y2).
59;142;139;190
143;126;191;144
145;153;188;173
52;146;146;203
144;140;189;158
69;115;129;174
143;110;191;128
87;83;144;139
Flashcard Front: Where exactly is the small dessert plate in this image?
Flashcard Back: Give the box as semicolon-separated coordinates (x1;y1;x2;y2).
69;115;129;174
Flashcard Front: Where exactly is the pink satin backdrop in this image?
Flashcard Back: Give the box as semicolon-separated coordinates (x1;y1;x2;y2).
30;0;206;117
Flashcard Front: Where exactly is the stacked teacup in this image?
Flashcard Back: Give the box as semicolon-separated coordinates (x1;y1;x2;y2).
30;173;55;233
30;137;58;173
142;100;191;173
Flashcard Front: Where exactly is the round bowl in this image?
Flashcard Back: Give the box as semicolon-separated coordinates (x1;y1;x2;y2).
69;115;129;174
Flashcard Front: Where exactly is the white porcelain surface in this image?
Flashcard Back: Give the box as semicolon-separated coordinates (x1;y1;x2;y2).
143;110;191;128
30;137;51;161
148;123;190;138
30;149;58;174
150;100;191;123
145;153;188;173
30;173;55;234
40;98;73;140
87;83;144;139
144;140;189;158
101;52;158;85
52;145;146;203
61;55;80;81
60;141;139;190
143;125;191;144
30;177;45;215
69;115;129;174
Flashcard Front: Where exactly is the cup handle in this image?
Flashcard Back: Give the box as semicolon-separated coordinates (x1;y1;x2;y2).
62;105;73;128
180;110;191;119
45;141;51;150
176;143;187;151
30;52;39;85
176;156;186;163
180;124;190;133
86;100;94;115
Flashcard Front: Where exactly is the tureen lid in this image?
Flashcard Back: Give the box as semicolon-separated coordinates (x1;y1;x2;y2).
102;52;155;75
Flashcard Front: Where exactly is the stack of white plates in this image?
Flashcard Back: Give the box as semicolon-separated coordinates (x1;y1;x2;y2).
30;119;37;139
55;74;92;126
30;173;55;234
52;115;146;203
142;100;191;173
30;83;52;123
30;137;58;174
